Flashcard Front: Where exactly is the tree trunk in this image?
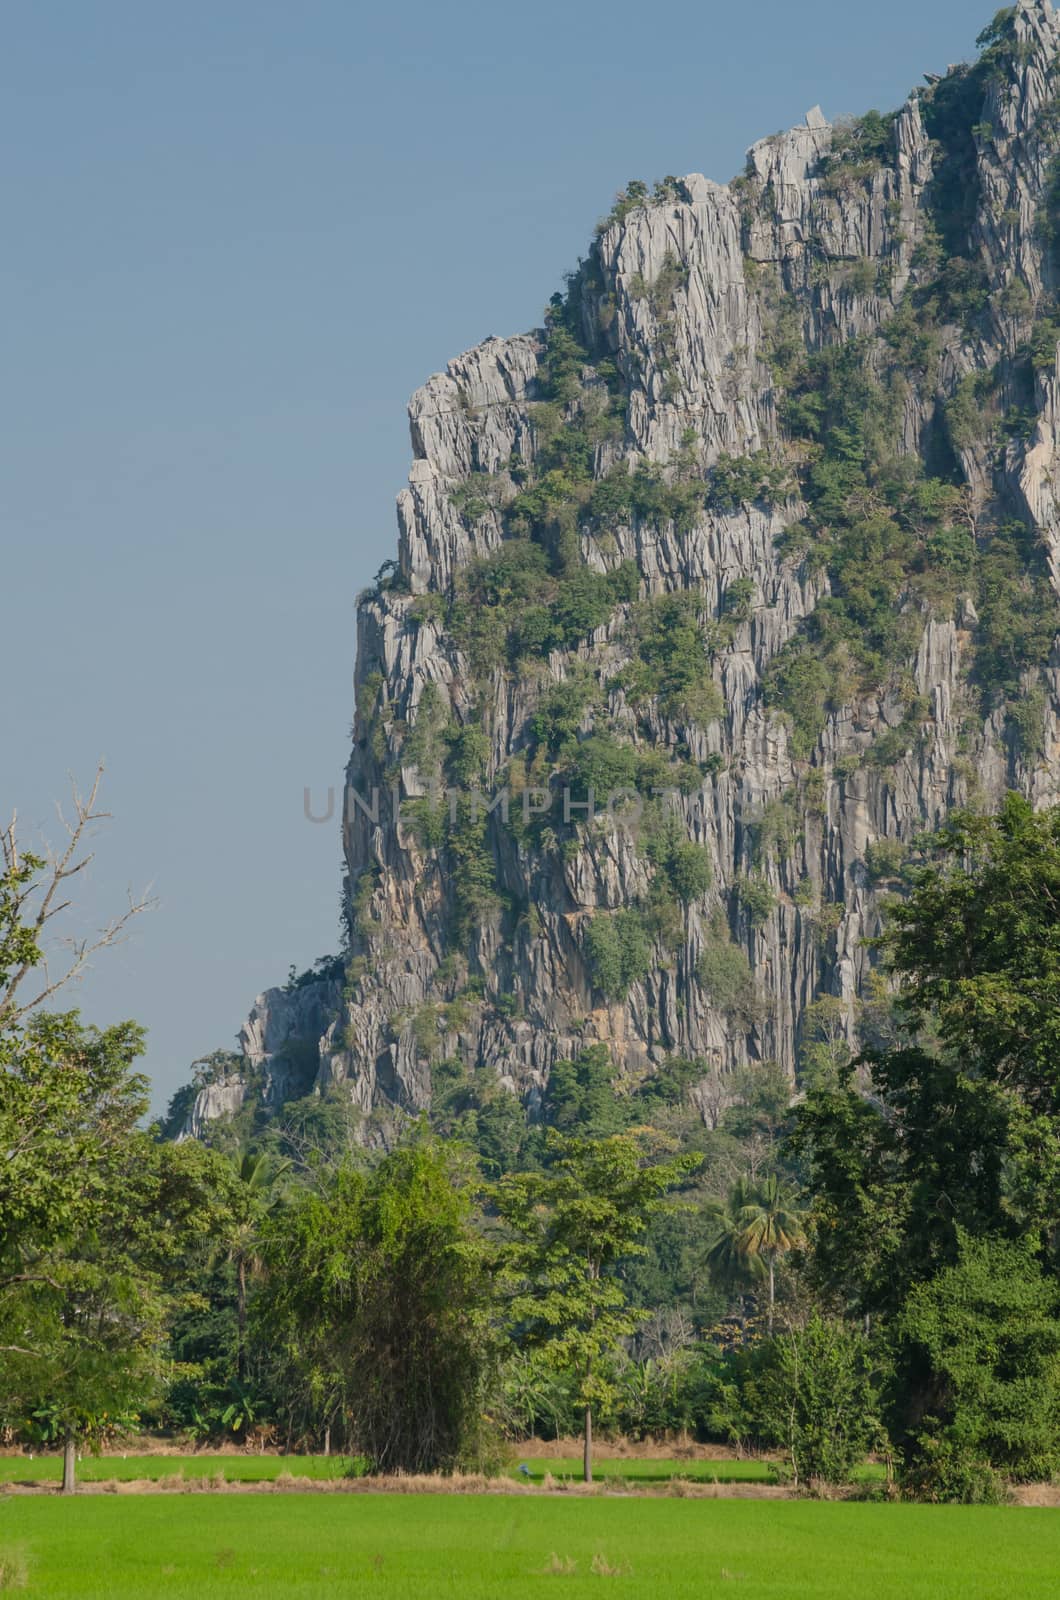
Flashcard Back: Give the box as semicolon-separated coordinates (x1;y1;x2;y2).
583;1403;593;1484
62;1430;77;1496
768;1254;775;1335
323;1423;331;1457
237;1256;247;1383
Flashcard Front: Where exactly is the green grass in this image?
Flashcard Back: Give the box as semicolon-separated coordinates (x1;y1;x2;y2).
517;1455;778;1484
2;1495;1058;1598
0;1454;351;1485
0;1452;888;1488
0;1452;882;1488
515;1456;885;1484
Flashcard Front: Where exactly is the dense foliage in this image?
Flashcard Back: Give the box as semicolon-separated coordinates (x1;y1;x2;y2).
256;1147;498;1474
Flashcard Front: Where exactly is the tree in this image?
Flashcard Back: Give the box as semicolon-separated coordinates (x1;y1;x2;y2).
0;770;158;1307
891;1234;1060;1500
755;1314;882;1490
257;1144;497;1473
702;1179;767;1315
1;766;152;1028
792;797;1060;1496
583;911;653;1002
428;1059;528;1178
736;1176;805;1333
493;1132;700;1481
798;996;855;1087
884;794;1060;1115
542;1044;629;1136
0;778;228;1491
795;797;1060;1316
0;1015;231;1491
214;1152;288;1385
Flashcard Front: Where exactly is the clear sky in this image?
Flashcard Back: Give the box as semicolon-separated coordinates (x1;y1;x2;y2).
2;0;984;1113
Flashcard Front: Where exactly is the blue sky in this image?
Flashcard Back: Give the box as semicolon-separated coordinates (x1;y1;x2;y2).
2;0;984;1112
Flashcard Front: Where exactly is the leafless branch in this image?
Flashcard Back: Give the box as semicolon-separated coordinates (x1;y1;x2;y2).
1;763;157;1025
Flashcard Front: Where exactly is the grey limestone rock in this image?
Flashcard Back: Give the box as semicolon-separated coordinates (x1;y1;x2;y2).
199;10;1060;1140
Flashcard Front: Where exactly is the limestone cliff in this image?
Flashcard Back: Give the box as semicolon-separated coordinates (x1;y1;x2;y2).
187;2;1060;1140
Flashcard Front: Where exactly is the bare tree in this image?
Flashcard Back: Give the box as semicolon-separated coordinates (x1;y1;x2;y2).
1;764;154;1026
697;1064;729;1131
632;1306;695;1362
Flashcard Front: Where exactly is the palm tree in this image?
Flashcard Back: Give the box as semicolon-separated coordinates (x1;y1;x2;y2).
735;1175;804;1333
218;1151;288;1382
702;1178;766;1323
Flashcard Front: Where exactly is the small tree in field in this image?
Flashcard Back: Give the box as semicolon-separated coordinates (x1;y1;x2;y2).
493;1131;700;1482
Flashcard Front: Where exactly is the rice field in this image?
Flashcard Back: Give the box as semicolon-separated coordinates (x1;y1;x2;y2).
0;1451;790;1488
2;1494;1058;1598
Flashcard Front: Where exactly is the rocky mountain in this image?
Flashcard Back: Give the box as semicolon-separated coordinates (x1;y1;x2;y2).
183;2;1060;1143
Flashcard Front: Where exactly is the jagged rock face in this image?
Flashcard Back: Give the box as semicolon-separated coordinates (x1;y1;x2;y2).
231;2;1060;1133
179;979;343;1138
181;1079;249;1141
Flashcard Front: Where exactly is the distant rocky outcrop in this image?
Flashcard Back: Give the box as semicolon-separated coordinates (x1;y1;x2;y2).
189;2;1060;1139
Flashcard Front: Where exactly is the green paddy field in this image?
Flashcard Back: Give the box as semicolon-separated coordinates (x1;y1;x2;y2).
0;1452;800;1487
1;1494;1058;1599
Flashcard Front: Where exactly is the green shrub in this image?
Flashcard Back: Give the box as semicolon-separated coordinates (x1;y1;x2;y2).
583;910;653;1000
402;796;447;851
595;179;650;235
408;591;446;627
450;475;502;523
564;732;640;799
900;1440;1007;1505
447;800;502;944
584;462;710;536
735;874;776;929
764;645;845;760
446;723;490;786
944;372;993;451
543;1043;628;1135
664;842;714;904
530;676;600;761
1008;684;1047;762
864;720;917;771
410;1003;442;1060
708;451;790;513
448;538;637;672
748;795;800;865
622;592;721;724
817;110;897;193
634;1054;706;1111
974;525;1058;701
864;837;907;884
723;577;755;621
402;682;451;779
550;567;621;643
697;922;756;1018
